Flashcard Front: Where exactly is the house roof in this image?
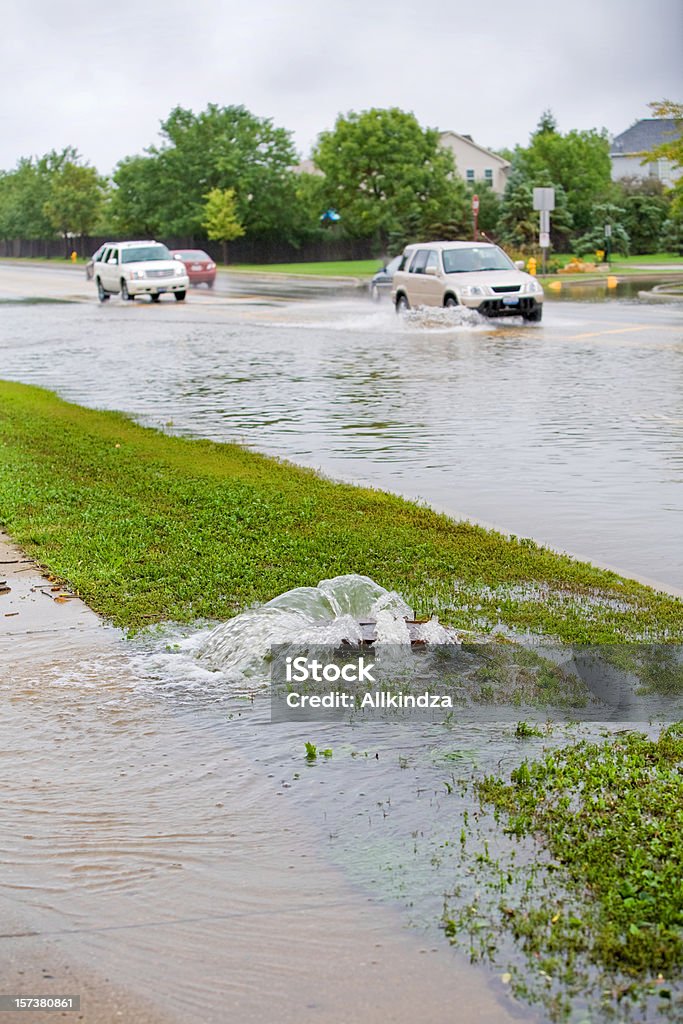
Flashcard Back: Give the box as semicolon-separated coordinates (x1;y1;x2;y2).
438;131;510;168
610;118;681;156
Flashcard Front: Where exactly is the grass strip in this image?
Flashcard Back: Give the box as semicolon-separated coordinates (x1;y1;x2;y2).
476;725;683;980
1;380;681;636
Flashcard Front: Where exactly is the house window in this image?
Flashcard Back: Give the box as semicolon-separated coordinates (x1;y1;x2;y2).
466;169;475;183
484;168;493;184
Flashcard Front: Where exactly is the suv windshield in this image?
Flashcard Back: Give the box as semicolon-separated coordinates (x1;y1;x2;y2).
442;246;513;274
122;245;171;264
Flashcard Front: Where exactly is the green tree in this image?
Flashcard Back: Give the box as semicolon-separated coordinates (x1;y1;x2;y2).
43;160;106;254
574;202;630;257
517;114;612;234
110;155;164;237
202;187;245;263
465;182;501;238
497;165;537;249
151;104;299;239
0;151;67;240
616;177;670;254
659;217;683;252
313;107;467;248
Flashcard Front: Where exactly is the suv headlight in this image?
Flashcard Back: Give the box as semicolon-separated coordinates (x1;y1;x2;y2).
522;279;543;295
174;265;185;277
459;285;489;297
129;269;146;280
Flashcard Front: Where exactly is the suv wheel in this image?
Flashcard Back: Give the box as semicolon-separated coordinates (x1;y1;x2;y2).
523;306;543;322
395;294;410;314
444;295;458;308
121;279;134;301
174;291;186;302
151;294;161;303
96;278;109;303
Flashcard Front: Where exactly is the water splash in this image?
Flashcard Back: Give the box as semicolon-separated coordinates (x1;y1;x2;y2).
195;574;457;690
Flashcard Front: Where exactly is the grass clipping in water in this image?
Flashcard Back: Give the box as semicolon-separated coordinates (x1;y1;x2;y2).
0;379;682;639
445;724;683;1018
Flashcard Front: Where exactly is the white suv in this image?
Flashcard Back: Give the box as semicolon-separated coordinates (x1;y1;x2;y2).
392;241;543;322
93;241;189;303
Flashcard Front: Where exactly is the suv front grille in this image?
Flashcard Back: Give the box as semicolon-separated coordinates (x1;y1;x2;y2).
145;268;175;279
491;285;520;294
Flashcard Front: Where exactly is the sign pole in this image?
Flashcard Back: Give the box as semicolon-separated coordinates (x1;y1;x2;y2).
471;194;479;240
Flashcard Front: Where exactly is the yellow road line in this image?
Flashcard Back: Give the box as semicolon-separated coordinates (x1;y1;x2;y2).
567;324;679;340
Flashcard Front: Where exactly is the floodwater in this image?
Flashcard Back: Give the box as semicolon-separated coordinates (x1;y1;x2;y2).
0;282;681;588
4;556;679;1023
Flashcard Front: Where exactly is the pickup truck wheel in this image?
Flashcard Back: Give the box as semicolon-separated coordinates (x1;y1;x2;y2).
121;279;133;301
96;278;109;303
174;291;186;302
150;294;161;303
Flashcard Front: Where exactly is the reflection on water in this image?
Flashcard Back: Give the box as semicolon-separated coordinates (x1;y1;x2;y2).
0;296;681;587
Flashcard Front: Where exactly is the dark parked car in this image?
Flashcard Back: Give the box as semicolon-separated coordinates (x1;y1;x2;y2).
170;249;217;288
369;255;402;302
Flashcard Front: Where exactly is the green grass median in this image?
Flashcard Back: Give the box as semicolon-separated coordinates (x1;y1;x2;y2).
1;380;681;637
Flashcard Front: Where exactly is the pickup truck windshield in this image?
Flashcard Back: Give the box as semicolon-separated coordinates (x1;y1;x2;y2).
122;245;171;263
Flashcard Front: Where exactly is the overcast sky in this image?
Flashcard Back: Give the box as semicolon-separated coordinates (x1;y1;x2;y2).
1;0;681;173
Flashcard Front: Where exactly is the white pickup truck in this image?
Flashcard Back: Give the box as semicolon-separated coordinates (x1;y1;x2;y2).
93;240;189;303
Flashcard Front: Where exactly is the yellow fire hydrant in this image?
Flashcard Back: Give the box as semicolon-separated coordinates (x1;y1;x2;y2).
70;251;78;263
527;257;537;276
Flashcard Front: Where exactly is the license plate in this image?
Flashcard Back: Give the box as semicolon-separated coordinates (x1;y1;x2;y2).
191;264;202;271
502;296;519;306
157;288;167;294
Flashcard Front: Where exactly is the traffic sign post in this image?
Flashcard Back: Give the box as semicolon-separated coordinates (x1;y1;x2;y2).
471;194;479;240
533;188;555;274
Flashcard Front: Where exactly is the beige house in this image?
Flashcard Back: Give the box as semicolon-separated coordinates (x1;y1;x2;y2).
438;131;510;195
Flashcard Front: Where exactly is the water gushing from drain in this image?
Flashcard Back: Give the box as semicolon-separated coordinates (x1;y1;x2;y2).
196;574;458;688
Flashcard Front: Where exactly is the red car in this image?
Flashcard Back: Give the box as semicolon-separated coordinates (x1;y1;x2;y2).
170;249;217;288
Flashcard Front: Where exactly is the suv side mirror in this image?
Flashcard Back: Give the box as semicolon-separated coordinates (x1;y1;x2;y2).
425;265;439;276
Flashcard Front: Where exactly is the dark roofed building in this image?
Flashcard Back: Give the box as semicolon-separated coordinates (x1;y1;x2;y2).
610;118;681;187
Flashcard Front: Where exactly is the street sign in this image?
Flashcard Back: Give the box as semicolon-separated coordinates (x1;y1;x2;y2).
539;232;550;248
533;187;555;211
471;194;479;213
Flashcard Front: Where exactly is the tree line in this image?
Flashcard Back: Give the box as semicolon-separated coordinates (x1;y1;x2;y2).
0;102;680;260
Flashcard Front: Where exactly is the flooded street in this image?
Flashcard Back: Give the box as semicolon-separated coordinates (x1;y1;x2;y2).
1;264;683;1022
1;265;682;590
